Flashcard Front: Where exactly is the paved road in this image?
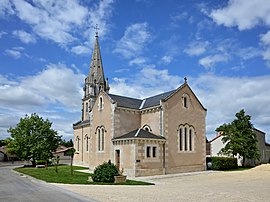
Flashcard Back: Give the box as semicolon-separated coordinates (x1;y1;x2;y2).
0;165;96;202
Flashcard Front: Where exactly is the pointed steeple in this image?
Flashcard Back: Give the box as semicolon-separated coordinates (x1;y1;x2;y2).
84;29;109;101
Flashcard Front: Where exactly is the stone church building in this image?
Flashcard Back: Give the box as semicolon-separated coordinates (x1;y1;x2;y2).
73;34;207;177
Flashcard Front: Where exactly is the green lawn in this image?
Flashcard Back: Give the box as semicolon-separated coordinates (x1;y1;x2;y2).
14;165;154;185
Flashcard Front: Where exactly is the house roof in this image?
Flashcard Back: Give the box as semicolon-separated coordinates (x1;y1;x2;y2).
53;146;73;154
209;133;222;143
109;89;176;110
142;90;175;109
112;128;166;141
73;120;90;128
108;94;142;109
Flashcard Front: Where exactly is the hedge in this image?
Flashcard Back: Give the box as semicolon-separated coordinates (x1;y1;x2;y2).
207;157;237;170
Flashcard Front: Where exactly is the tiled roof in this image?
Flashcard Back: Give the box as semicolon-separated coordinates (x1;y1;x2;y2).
112;128;166;140
109;89;175;110
108;94;142;109
142;90;175;109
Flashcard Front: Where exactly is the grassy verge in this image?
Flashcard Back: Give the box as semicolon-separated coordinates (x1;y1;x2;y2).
14;165;154;185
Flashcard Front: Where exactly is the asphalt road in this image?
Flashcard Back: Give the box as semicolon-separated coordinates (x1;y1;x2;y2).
0;165;96;202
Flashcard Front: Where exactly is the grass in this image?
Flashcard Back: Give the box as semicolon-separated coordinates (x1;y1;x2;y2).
14;165;154;185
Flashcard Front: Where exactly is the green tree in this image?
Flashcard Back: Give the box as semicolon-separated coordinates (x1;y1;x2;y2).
60;139;73;147
67;148;76;175
7;113;61;166
216;109;260;166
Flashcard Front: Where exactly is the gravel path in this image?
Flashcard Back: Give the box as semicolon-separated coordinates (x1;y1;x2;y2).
54;164;270;202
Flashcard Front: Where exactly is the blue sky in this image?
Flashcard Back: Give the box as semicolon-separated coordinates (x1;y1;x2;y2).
1;0;270;142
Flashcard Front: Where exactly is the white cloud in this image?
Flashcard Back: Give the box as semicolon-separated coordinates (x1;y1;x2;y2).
0;0;14;17
1;0;114;53
0;31;7;38
110;67;181;98
199;54;229;69
129;57;147;66
191;74;270;142
261;31;270;46
71;45;90;55
184;41;209;56
4;47;25;59
0;63;84;111
13;30;36;44
161;55;173;65
0;64;85;139
114;22;151;58
209;0;270;30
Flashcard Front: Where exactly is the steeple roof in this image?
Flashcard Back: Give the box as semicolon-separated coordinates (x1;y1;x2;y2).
89;35;106;87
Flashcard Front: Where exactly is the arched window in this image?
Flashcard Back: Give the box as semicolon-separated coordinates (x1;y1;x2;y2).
98;96;104;110
179;127;183;151
178;124;195;152
182;94;189;108
97;126;105;151
98;129;101;151
101;128;105;151
76;136;80;151
86;102;89;112
85;135;89;151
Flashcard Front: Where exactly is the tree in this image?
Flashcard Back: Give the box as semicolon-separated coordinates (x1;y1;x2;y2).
60;139;73;147
67;148;76;175
216;109;260;166
6;113;61;166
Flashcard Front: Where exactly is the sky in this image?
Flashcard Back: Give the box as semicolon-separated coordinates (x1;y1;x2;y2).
1;0;270;142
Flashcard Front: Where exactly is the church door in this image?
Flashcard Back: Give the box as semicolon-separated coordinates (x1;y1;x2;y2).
115;150;120;168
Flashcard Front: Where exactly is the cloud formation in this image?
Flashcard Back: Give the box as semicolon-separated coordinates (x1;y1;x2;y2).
210;0;270;30
114;22;151;59
12;30;36;44
0;0;114;55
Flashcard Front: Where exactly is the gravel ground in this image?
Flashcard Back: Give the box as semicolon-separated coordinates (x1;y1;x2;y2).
54;164;270;202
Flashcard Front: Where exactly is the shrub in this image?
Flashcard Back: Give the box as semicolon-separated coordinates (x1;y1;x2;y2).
91;160;119;182
207;157;237;170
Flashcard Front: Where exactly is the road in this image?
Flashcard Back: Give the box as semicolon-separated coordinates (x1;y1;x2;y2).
0;165;96;202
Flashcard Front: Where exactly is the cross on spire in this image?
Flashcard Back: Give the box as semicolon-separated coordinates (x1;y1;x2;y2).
95;24;99;37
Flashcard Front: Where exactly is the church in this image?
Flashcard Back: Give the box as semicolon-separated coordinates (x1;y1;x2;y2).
73;33;207;177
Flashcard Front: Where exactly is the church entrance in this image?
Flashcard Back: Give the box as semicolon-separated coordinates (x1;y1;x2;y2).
115;150;120;168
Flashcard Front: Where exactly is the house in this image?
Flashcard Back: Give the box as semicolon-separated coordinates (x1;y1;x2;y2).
52;145;73;165
210;128;270;166
73;33;207;177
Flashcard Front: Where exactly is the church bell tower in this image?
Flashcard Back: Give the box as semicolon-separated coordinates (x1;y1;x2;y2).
82;27;109;120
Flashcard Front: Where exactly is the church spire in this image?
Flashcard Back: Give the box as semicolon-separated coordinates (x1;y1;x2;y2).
84;27;109;100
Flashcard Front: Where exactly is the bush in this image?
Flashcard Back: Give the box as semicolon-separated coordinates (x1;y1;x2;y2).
91;160;119;182
207;157;237;170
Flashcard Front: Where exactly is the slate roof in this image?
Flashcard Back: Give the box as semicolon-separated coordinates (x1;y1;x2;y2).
142;90;175;109
112;128;166;140
109;89;176;110
73;120;90;128
108;94;142;109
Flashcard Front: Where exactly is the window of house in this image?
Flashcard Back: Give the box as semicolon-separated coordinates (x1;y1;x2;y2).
184;127;188;151
178;125;195;152
98;96;104;110
146;146;151;158
86;136;89;151
86;102;89;112
179;128;183;151
182;94;189;108
189;129;193;151
152;147;156;158
97;127;105;152
97;129;101;151
76;137;80;151
101;128;104;151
